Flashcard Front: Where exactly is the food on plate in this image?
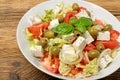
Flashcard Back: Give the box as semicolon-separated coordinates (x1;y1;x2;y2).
24;2;120;78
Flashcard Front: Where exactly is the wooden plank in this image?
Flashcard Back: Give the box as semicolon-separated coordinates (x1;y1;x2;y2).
0;0;120;80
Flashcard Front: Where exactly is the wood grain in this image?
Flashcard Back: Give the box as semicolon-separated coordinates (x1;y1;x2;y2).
0;0;120;80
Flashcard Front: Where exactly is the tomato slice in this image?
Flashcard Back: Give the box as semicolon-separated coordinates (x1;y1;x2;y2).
80;56;89;65
28;22;50;39
64;11;77;23
84;43;96;52
42;56;60;74
94;40;119;49
77;7;86;13
94;19;104;26
109;30;120;41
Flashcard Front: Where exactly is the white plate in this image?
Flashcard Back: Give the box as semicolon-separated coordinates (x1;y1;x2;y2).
17;0;120;80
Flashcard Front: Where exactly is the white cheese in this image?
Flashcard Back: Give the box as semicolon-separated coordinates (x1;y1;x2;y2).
30;46;43;57
76;10;90;18
28;16;41;25
97;31;110;40
48;19;59;30
99;58;107;69
84;31;94;44
72;36;86;52
99;54;112;69
104;54;113;64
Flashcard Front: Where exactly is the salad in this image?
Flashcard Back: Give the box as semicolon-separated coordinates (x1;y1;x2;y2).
24;2;120;78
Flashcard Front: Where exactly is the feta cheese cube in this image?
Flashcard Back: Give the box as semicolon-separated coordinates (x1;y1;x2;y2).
104;54;113;64
28;16;41;25
99;58;107;69
48;19;59;30
84;31;94;44
76;10;90;18
97;31;110;40
72;36;86;52
30;46;43;57
62;44;75;55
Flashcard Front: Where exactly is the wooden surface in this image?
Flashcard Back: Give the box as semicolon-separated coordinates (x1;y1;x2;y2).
0;0;120;80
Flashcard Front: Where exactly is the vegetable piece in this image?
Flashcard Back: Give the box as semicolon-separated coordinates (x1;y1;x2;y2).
59;62;72;75
26;33;34;41
50;46;60;56
78;17;93;28
82;58;98;77
88;27;98;39
42;57;60;73
75;24;86;33
44;30;55;38
70;18;79;26
53;23;74;35
77;7;86;12
103;24;112;31
88;50;100;58
94;19;104;26
94;40;119;49
81;55;89;65
75;17;93;33
84;43;96;52
96;43;105;52
64;11;77;23
72;3;79;11
28;22;50;39
57;15;64;23
28;24;42;39
38;38;48;47
109;30;120;41
41;9;54;22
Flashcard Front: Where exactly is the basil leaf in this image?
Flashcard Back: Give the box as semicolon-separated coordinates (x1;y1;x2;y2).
70;18;79;26
75;23;86;33
53;23;74;35
79;17;93;27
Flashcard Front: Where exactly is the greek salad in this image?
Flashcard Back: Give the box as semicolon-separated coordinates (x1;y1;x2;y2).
24;2;120;78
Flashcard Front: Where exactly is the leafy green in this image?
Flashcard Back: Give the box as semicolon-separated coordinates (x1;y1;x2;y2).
53;23;74;35
79;17;93;27
75;23;87;33
41;9;55;22
82;58;98;77
69;17;93;34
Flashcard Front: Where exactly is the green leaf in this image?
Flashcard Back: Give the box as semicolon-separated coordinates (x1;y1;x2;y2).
70;18;79;26
79;17;93;27
75;23;86;33
53;23;74;35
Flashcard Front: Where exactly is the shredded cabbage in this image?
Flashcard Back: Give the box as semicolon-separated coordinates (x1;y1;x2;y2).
82;58;98;77
59;61;72;75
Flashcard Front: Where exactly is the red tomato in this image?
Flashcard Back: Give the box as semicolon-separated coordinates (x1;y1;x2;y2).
28;22;50;39
80;56;88;65
64;11;77;23
40;51;49;61
42;56;60;74
109;30;120;41
77;7;86;12
95;19;104;26
70;68;82;75
94;40;119;49
84;43;96;52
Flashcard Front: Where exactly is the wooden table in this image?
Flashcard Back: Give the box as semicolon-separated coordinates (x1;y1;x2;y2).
0;0;120;80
